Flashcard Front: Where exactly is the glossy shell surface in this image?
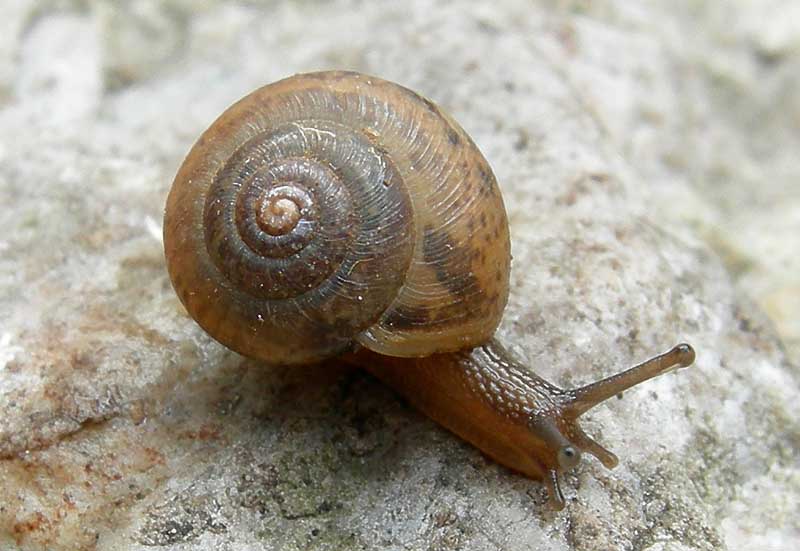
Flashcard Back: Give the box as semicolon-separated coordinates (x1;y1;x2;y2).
164;71;510;364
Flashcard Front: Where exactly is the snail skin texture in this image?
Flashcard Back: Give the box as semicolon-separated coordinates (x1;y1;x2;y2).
164;70;696;509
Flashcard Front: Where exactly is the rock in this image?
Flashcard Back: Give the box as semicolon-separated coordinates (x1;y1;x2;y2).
1;1;798;550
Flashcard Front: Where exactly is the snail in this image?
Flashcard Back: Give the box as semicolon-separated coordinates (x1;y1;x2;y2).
163;70;695;509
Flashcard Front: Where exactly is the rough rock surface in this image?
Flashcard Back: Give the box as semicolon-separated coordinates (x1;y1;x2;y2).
1;1;798;550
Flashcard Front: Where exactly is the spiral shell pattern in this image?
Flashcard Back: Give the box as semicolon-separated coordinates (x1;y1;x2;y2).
165;71;510;364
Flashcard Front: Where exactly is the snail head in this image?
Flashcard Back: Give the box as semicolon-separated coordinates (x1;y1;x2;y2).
527;343;695;509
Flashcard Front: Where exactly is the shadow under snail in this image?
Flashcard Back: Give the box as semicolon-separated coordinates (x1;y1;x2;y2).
163;70;695;509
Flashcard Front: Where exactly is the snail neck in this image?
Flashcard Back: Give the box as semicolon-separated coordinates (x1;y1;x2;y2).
348;339;561;484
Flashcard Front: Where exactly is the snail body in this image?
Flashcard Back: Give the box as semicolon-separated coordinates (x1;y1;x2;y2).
164;71;694;509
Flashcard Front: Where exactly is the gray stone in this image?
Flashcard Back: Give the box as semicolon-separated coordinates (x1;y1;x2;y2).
1;1;798;550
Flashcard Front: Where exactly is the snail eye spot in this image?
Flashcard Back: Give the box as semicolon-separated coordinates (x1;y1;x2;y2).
557;445;581;470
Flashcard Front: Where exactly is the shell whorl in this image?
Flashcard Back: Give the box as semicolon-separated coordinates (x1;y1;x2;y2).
164;71;511;364
203;120;413;302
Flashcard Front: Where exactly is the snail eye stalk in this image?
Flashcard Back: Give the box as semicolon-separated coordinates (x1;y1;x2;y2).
564;343;696;417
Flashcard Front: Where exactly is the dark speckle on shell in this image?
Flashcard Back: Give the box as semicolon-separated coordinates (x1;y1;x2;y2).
422;224;480;301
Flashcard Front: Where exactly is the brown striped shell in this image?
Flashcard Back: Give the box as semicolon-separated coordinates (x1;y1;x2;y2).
164;71;511;365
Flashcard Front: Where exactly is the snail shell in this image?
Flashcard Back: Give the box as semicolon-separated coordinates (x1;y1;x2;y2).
164;71;510;364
